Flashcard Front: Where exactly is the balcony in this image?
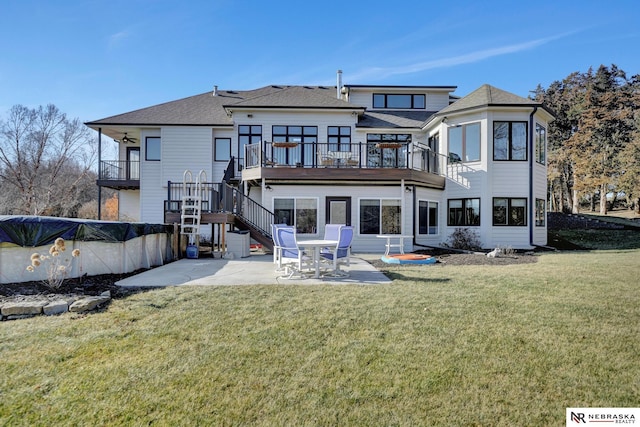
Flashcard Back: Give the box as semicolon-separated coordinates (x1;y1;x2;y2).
97;160;140;190
242;142;446;189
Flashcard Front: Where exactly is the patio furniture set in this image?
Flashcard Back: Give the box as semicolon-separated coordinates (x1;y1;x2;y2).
271;224;354;279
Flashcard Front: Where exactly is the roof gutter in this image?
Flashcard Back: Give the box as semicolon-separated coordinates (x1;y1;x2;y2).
529;106;538;247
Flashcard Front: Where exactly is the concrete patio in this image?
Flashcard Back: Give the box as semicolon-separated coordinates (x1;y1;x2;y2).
116;254;391;287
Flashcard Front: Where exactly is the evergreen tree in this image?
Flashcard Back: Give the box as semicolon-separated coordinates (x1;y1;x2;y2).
534;65;638;214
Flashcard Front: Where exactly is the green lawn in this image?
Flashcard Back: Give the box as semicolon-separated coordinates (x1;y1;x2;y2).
1;250;639;426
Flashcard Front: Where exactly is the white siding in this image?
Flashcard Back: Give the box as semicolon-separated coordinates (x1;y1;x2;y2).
119;190;140;222
490;163;529;194
139;128;164;223
161;127;213;183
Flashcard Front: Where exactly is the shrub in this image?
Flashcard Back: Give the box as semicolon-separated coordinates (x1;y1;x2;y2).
26;238;81;289
444;228;482;251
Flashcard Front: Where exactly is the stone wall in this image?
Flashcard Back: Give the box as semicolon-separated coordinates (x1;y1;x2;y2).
547;212;625;230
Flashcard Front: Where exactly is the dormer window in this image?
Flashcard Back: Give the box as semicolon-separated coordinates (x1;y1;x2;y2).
373;94;425;109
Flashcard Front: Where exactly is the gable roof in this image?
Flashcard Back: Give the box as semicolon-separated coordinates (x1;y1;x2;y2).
85;85;358;128
435;84;549;116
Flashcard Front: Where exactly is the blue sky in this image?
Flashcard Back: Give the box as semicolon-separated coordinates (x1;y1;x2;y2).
1;0;639;123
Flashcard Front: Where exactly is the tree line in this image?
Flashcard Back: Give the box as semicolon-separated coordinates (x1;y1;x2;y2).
532;64;640;214
1;65;638;220
0;104;116;219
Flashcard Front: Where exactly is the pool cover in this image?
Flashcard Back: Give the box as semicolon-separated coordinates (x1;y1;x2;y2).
0;216;172;247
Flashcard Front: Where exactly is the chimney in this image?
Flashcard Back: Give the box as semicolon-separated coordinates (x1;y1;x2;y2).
336;70;342;99
213;85;219;96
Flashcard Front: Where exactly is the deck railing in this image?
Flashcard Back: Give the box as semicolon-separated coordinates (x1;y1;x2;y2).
164;181;274;240
165;181;223;212
244;141;444;174
99;160;140;180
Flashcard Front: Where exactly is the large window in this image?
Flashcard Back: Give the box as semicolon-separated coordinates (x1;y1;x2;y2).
272;125;317;166
373;94;425;109
366;134;410;168
493;198;527;226
360;199;401;234
448;123;480;163
535;198;546;226
145;137;161;161
494;121;527;161
448;198;480;226
274;198;317;234
422;133;439;173
535;123;546;164
238;125;262;168
214;138;231;162
328;126;351;151
418;201;438;235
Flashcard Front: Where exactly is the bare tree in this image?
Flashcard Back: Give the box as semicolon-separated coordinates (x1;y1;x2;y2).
0;104;97;216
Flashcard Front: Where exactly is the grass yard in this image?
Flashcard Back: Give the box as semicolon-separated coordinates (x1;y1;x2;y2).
1;249;639;426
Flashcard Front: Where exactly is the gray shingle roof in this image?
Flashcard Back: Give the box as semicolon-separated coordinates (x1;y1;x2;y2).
357;111;437;128
229;86;356;109
436;84;542;116
85;85;357;127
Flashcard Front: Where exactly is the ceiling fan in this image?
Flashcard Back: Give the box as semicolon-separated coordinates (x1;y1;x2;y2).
118;132;137;144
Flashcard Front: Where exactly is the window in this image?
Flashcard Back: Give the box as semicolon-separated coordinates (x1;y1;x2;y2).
274;198;317;234
214;138;231;161
493;198;527;226
366;134;410;168
448;198;480;226
238;125;262;168
418;201;438;235
535;198;546;226
145;137;161;161
424;133;439;173
272;125;317;166
493;121;527;161
373;94;425;109
535;123;546;164
360;199;401;234
448;122;480;163
126;147;140;180
328;126;351;151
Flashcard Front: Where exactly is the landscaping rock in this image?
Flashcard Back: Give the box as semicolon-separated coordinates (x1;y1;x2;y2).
43;300;70;316
1;300;48;316
69;296;110;313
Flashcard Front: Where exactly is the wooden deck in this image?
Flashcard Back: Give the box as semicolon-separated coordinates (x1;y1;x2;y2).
242;166;445;189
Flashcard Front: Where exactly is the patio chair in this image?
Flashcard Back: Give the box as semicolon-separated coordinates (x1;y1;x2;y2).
323;223;345;241
320;226;354;277
271;223;291;268
276;226;311;278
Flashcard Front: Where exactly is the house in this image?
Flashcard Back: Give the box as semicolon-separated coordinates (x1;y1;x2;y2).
85;71;554;253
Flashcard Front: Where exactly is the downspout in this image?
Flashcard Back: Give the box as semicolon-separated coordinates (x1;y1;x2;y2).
529;107;538;247
411;184;417;248
97;127;102;220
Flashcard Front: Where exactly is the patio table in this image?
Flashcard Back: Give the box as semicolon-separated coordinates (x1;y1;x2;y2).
328;151;354;167
296;239;338;278
376;235;413;256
